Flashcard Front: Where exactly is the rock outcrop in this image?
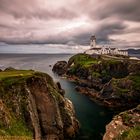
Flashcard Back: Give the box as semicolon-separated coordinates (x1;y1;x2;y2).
103;105;140;140
52;61;67;76
53;53;140;110
0;69;79;140
53;53;140;139
99;73;140;110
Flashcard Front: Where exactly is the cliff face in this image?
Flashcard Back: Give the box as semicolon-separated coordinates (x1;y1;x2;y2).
0;70;79;140
53;54;140;110
53;53;140;139
103;105;140;140
100;72;140;109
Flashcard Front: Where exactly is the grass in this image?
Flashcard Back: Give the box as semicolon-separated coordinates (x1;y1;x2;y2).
121;112;132;125
0;70;35;86
69;54;100;68
115;126;140;140
68;54;100;75
129;73;140;92
0;70;35;139
105;59;122;65
119;88;130;94
92;72;101;78
0;119;32;137
0;102;32;138
0;70;34;80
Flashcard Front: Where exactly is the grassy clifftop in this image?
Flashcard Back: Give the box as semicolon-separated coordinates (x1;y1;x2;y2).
0;69;79;139
53;53;140;109
103;105;140;140
67;53;130;80
0;70;34;79
0;70;35;138
68;54;100;68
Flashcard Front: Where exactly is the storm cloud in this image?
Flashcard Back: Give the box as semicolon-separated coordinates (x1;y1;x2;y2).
0;0;139;50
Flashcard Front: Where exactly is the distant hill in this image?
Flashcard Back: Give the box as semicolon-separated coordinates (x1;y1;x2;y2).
128;49;140;54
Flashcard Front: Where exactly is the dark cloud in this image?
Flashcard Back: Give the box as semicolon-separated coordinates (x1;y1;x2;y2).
0;0;77;20
0;24;15;29
0;0;139;50
88;0;140;22
95;22;127;40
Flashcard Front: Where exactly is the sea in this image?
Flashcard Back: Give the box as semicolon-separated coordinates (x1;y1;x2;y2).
1;53;139;140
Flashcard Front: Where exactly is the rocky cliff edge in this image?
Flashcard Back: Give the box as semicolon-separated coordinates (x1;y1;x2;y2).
0;69;79;140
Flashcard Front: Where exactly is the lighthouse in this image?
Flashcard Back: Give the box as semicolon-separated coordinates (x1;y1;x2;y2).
90;35;96;48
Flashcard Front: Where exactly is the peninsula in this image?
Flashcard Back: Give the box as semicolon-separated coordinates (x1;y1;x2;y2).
53;53;140;139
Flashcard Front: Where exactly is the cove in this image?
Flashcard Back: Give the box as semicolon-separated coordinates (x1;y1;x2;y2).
54;76;114;140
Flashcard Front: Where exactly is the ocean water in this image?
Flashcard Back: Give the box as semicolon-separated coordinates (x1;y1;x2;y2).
0;53;114;140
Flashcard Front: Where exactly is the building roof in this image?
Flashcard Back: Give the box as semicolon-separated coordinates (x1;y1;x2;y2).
119;50;127;52
110;48;116;50
90;48;101;50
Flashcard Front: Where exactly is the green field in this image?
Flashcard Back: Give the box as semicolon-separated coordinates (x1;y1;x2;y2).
0;70;34;80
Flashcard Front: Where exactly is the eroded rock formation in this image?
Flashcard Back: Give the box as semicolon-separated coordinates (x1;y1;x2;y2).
53;53;140;110
103;105;140;140
0;70;79;140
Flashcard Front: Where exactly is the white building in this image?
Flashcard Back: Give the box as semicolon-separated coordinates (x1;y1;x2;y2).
85;35;128;56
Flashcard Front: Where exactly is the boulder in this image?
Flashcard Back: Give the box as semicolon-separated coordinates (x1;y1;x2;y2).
52;61;67;76
103;105;140;140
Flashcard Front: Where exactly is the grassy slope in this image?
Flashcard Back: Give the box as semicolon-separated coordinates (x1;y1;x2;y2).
68;54;140;100
115;105;140;140
0;70;34;79
69;54;123;67
118;126;140;140
69;54;100;68
0;70;65;138
0;70;35;138
68;53;126;78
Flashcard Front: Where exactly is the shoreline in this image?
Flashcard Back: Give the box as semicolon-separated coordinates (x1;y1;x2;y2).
60;75;139;112
52;53;140;112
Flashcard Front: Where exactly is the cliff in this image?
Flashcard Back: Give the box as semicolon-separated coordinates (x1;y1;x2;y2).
0;69;79;140
53;53;140;110
53;53;140;139
103;105;140;140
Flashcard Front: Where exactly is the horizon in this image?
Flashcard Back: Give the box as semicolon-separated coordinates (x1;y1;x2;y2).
0;44;140;54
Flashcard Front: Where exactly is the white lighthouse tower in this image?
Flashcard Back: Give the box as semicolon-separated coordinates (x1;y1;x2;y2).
90;35;96;48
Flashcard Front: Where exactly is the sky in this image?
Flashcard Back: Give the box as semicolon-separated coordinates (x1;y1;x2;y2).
0;0;140;53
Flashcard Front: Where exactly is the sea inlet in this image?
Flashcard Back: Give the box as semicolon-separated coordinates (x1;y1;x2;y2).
0;53;114;140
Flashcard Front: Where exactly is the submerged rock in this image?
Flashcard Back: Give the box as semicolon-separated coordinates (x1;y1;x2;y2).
0;70;79;140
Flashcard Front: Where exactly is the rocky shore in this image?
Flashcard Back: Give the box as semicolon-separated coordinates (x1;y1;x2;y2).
53;53;140;110
52;53;140;139
103;105;140;140
0;68;79;140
